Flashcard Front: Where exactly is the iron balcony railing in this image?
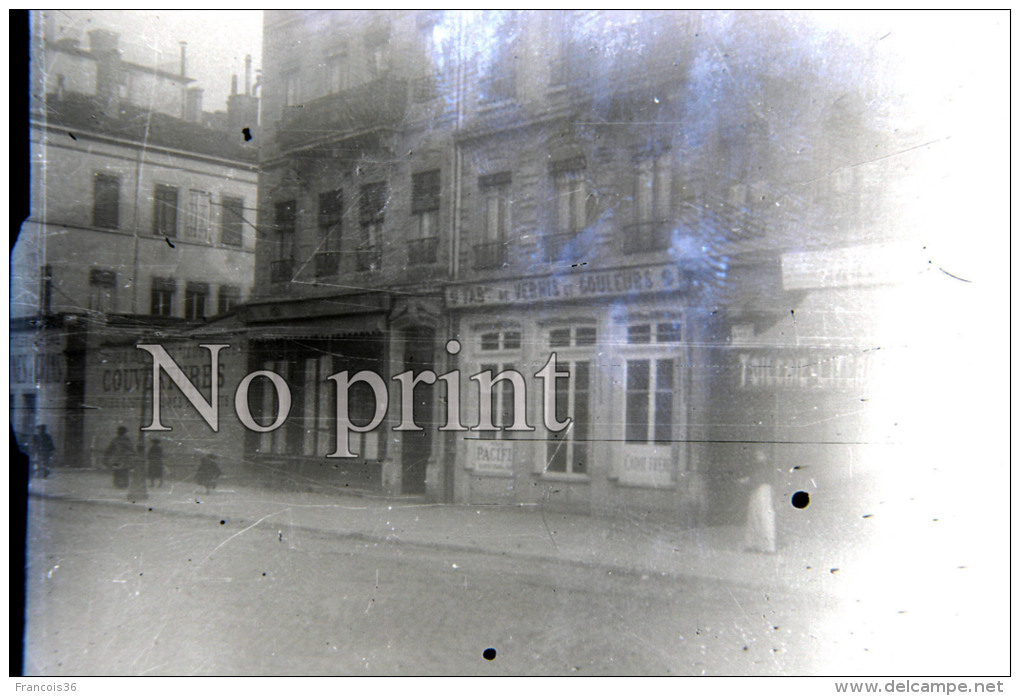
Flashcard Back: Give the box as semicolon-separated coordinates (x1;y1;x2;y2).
270;258;294;284
473;241;506;270
623;220;672;254
407;237;439;265
541;231;580;263
277;78;409;150
355;245;382;272
313;251;341;278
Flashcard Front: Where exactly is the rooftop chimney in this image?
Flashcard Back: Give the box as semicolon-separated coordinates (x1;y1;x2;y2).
185;87;204;122
244;55;252;96
179;41;187;76
88;29;120;55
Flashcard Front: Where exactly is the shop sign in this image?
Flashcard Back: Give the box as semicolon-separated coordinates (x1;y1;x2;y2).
471;441;514;473
446;262;693;309
736;349;872;390
10;331;67;385
618;446;673;488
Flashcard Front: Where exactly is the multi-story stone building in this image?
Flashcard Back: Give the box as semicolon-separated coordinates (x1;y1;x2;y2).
244;10;891;518
12;14;260;470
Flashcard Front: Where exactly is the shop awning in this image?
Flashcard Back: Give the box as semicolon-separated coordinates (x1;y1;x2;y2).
249;313;387;341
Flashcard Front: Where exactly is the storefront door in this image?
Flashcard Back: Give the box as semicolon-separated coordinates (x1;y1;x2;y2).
400;327;434;494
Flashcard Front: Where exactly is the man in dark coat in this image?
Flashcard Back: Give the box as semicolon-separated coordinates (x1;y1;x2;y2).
31;424;55;478
147;438;165;487
105;426;136;489
195;453;222;493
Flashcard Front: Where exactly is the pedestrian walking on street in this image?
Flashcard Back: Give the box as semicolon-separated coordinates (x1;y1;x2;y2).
105;426;136;490
147;438;165;487
195;453;222;493
743;449;778;554
31;424;55;479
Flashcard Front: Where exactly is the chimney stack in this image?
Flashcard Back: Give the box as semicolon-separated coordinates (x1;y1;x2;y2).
231;74;238;96
179;41;187;76
185;87;204;122
88;29;120;54
244;55;252;96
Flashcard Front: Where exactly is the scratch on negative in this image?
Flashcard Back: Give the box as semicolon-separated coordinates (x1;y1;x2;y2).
538;422;574;552
198;509;290;566
939;267;972;283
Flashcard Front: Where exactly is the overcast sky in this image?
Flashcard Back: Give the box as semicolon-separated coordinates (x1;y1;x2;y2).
40;9;263;112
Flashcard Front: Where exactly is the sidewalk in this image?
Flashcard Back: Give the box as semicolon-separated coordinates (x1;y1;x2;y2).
25;467;868;597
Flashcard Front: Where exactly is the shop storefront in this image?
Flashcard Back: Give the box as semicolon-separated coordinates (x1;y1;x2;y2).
445;261;714;518
238;292;451;498
11;316;87;468
82;322;250;480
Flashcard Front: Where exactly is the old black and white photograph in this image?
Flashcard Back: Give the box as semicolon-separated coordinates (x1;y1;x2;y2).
11;9;1010;682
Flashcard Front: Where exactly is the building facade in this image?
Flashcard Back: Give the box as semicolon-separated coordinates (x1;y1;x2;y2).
242;10;893;518
12;14;260;472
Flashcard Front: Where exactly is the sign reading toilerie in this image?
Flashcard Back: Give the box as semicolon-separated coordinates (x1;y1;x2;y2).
446;262;695;308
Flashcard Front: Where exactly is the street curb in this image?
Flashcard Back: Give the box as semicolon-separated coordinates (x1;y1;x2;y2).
28;489;838;599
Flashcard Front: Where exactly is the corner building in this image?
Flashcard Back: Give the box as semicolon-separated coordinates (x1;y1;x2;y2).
14;15;260;472
253;11;886;518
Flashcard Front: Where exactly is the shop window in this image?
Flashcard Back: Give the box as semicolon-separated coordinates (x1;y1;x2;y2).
261;360;289;456
550;325;597;348
475;325;523;440
93;173;120;229
184;282;209;320
544;325;596;474
479;329;520;351
546;359;590;475
625;358;675;445
221;196;245;247
183;189;212;242
477;362;518;441
153;185;178;238
301;355;335;457
627;322;680;345
218;285;240;315
656;321;682;343
628;324;651;344
88;269;117;313
150;277;176;317
576;326;597;346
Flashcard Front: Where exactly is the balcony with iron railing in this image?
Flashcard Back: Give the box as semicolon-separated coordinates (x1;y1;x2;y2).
276;78;410;151
411;75;440;103
355;245;382;272
407;237;439;265
270;258;295;284
623;220;673;255
473;241;507;270
541;231;581;263
314;251;341;278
